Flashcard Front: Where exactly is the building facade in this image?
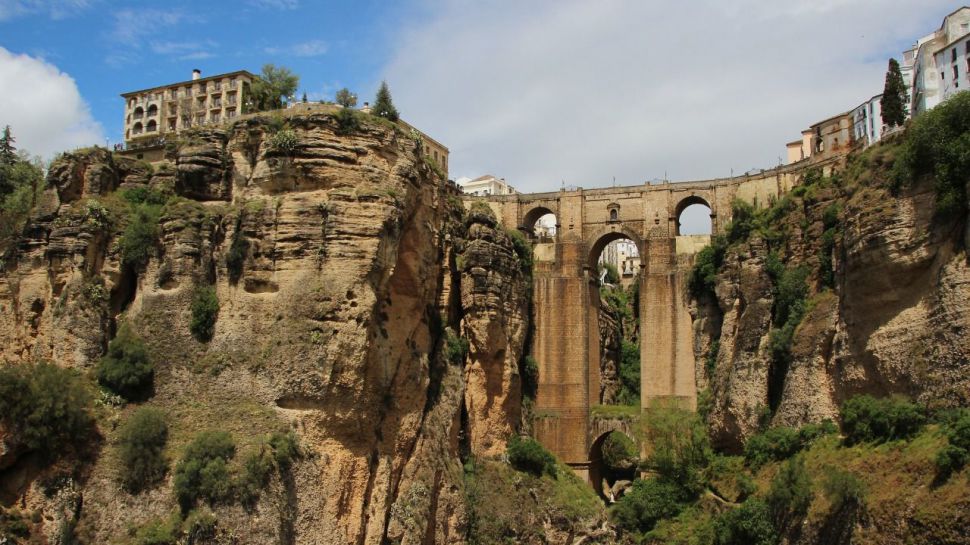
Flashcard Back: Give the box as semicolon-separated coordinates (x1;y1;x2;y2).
910;7;970;115
852;94;883;147
457;175;517;196
786;111;853;164
121;69;256;146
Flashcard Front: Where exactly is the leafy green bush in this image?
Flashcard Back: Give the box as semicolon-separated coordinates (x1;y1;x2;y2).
118;407;168;492
134;516;178;545
182;509;217;543
600;262;620;284
505;228;533;273
935;410;970;477
601;431;638;471
521;355;539;399
713;498;777;545
766;455;813;530
0;157;44;253
121;186;169;206
821;467;865;512
267;128;299;154
744;421;836;467
610;478;688;535
96;325;153;400
173;431;236;511
893;90;970;216
641;406;713;497
226;215;248;284
618;340;640;405
444;330;469;364
841;395;925;445
0;361;92;459
688;235;727;299
190;286;219;342
236;446;274;506
334;107;361;135
120;204;161;268
268;431;299;469
507;435;557;477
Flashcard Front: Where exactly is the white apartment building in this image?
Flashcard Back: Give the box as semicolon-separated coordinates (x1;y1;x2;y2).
911;7;970;115
456;175;517;196
598;239;640;285
852;94;883;147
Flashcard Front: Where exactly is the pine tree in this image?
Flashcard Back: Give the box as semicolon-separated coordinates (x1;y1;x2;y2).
372;81;399;122
880;58;908;128
0;125;17;166
301;92;308;103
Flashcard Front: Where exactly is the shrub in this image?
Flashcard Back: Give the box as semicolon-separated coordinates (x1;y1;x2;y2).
189;286;219;342
0;361;92;459
173;431;236;511
118;407;168;492
892;90;970;216
134;516;179;545
935;410;970;477
269;431;299;469
505;228;533;273
96;325;153;400
841;395;925;445
617;340;640;406
182;509;217;543
766;455;813;530
225;218;248;284
821;468;865;512
236;447;274;506
601;431;638;471
713;499;777;545
267;128;299;154
688;235;727;299
334;107;360;135
744;421;836;468
121;186;169;206
641;406;713;497
120;205;161;268
444;330;469;364
610;478;687;536
521;355;539;399
507;435;557;477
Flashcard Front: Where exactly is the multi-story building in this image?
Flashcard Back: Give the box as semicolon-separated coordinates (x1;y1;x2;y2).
598;239;639;286
121;69;256;146
910;7;970;115
456;175;517;196
852;94;883;147
785;111;854;164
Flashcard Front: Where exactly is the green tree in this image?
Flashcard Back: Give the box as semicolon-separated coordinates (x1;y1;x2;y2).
190;286;220;342
96;324;154;400
371;81;399;122
0;125;16;166
880;58;908;128
641;405;713;496
118;407;169;492
249;64;299;111
335;87;357;108
173;431;236;511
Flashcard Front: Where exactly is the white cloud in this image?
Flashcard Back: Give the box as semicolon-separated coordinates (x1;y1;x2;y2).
111;9;188;45
265;39;328;57
0;0;92;21
247;0;299;9
0;47;104;158
384;0;954;193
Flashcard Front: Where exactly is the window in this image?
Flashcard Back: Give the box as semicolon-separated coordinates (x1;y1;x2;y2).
941;70;945;81
146;120;157;132
609;209;618;221
953;48;958;63
198;82;206;93
955;66;960;87
168;120;176;131
170;89;177;99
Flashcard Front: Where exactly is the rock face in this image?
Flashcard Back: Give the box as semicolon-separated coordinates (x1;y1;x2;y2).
0;112;553;544
696;157;970;450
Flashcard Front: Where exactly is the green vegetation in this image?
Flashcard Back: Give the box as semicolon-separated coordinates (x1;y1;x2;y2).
618;339;640;405
819;203;841;289
611;478;689;535
507;435;557;477
840;394;925;445
267;128;299;154
118;407;168;492
935;409;970;477
0;361;93;460
189;286;219;342
120;203;161;268
0;128;44;255
893;90;970;216
639;405;713;496
600;431;638;471
96;325;154;400
505;227;533;274
173;431;236;511
226;215;248;284
134;516;179;545
182;508;217;542
765;455;813;530
880;58;908;128
371;80;400;122
236;432;299;506
821;467;866;512
333;107;361;135
712;498;776;545
520;355;539;399
335;87;357;108
600;262;620;284
744;421;837;468
444;329;469;364
249;64;300;111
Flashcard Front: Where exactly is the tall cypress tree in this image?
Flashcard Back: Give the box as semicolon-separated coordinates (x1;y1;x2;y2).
881;58;908;128
372;81;399;122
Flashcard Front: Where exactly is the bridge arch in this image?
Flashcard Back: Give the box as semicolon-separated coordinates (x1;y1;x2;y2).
586;226;643;272
521;205;558;238
674;195;714;236
588;429;639;501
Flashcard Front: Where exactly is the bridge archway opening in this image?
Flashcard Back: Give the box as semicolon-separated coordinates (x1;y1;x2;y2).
675;196;713;236
589;430;638;502
589;231;641;408
522;206;557;242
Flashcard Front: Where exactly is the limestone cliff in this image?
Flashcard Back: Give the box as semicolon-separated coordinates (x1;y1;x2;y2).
693;141;970;451
0;110;555;544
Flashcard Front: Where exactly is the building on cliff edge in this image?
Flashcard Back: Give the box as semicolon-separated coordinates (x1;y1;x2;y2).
456;175;517;197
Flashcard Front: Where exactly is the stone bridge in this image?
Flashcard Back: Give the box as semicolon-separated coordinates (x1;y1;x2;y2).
471;157;841;483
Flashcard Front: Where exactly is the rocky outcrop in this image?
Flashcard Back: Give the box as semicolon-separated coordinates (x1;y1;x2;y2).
697;157;970;450
0;110;542;544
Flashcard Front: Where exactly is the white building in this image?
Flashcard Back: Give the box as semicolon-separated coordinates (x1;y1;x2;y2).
598;239;640;286
456;175;517;196
910;7;970;115
851;94;883;147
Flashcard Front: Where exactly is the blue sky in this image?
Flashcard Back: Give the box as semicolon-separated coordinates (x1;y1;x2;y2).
0;0;961;192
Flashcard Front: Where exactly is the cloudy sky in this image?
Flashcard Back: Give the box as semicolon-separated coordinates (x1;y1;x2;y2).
0;0;958;192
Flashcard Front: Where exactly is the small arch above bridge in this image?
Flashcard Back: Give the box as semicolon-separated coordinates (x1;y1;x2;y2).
674;195;714;236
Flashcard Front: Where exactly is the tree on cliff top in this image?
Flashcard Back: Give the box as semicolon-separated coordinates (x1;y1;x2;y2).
335;87;357;108
881;58;908;128
0;125;16;166
372;81;399;122
249;64;299;112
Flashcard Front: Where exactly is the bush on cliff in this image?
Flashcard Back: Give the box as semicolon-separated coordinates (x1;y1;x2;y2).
841;395;925;445
766;455;813;531
745;421;837;468
190;286;219;342
935;410;970;478
611;478;688;536
0;361;93;460
173;431;236;511
96;324;154;400
641;405;713;496
120;204;161;268
712;498;777;545
118;407;168;492
507;435;557;477
601;431;638;471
